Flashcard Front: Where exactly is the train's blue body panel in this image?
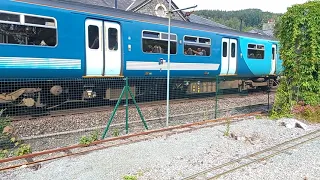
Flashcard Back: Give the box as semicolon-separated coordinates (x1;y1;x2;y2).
239;37;273;76
0;0;85;78
122;21;221;77
0;0;283;79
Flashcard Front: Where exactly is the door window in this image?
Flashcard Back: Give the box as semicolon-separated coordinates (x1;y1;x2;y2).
222;42;228;57
88;25;99;49
231;43;236;58
108;28;118;50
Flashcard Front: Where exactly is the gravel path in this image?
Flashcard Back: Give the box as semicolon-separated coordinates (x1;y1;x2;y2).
1;117;318;180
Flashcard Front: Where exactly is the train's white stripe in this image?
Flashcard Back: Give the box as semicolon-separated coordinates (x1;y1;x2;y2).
0;57;81;69
126;61;220;71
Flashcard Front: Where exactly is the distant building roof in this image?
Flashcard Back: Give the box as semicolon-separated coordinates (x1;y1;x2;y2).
248;29;274;37
60;0;145;10
187;14;232;29
57;0;228;29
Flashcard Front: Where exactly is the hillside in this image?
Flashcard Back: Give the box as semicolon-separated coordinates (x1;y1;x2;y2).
194;9;282;32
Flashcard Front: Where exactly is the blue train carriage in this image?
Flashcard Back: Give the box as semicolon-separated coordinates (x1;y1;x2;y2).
0;0;282;110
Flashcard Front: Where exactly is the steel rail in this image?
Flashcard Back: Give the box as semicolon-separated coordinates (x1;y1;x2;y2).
182;129;320;180
19;103;270;141
0;111;265;171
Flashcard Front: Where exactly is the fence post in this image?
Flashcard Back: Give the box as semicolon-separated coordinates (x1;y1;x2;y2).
268;77;271;110
101;78;149;139
128;88;149;130
125;78;129;134
215;75;219;119
101;83;126;139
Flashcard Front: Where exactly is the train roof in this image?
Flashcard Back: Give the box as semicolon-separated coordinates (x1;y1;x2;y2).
12;0;277;41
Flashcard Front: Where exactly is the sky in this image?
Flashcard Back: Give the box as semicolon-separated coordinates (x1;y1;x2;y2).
172;0;308;13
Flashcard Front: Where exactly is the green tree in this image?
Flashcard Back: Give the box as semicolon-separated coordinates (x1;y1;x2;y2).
195;9;281;32
271;0;320;118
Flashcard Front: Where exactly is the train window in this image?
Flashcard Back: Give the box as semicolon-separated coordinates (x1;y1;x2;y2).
222;42;228;57
25;15;56;27
143;31;160;39
0;11;57;47
247;44;265;59
272;47;275;60
142;30;177;54
161;33;177;41
199;38;210;44
0;12;20;22
231;43;236;58
248;44;256;49
88;25;99;49
184;36;197;43
184;36;211;56
0;23;57;46
108;28;118;51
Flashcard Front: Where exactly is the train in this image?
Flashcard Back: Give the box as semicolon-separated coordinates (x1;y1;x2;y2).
0;0;283;110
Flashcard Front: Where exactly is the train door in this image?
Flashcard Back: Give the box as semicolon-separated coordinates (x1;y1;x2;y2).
104;22;121;76
85;19;122;76
270;44;276;74
85;19;103;76
220;38;237;75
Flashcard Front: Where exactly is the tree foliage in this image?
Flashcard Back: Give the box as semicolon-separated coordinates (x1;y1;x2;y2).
194;9;281;31
271;0;320;118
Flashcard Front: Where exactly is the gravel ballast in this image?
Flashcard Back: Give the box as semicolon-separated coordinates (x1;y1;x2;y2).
8;93;274;152
1;117;319;180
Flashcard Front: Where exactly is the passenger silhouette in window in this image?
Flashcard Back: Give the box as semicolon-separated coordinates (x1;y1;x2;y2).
193;48;204;56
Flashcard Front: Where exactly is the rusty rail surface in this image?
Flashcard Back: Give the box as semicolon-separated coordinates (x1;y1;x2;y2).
0;111;265;171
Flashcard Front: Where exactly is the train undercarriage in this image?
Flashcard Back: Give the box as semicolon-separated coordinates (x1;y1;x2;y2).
0;77;278;116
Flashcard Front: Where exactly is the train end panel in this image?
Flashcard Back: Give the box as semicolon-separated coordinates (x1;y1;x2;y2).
238;37;278;77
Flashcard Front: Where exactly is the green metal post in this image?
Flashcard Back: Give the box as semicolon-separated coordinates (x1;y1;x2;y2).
128;88;149;130
268;77;270;110
101;86;126;139
215;76;219;119
125;78;129;134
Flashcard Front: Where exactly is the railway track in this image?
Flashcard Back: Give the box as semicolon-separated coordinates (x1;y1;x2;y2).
0;111;265;172
19;103;271;142
182;129;320;180
11;91;274;122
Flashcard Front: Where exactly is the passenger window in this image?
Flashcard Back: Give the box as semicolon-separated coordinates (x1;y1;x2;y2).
247;44;265;59
142;30;177;54
108;28;118;51
88;25;99;49
0;11;57;46
184;36;211;56
0;12;20;22
25;15;55;27
223;42;228;57
231;43;236;58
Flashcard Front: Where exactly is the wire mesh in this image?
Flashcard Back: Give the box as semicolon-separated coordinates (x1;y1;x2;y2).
0;76;275;158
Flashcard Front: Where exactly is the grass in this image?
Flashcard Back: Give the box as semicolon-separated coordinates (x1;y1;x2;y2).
292;104;320;123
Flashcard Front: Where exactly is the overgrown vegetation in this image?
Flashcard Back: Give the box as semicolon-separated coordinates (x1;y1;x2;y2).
112;128;120;137
0;110;32;159
271;0;320;123
224;118;231;137
123;175;137;180
79;130;99;146
0;109;10;133
195;9;281;31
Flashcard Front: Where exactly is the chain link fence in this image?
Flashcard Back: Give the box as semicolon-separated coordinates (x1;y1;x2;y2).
0;76;275;159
